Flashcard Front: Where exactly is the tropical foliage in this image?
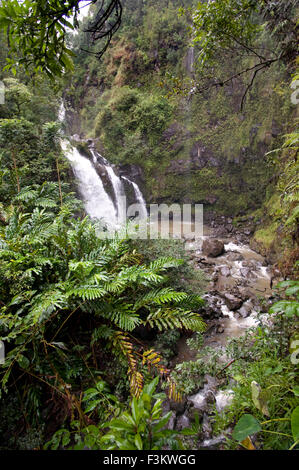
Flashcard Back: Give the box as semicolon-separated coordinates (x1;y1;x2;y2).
0;184;205;408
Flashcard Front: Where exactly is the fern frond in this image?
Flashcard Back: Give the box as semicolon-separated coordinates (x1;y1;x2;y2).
145;308;206;331
130;370;144;399
166;377;183;402
109;310;141;331
68;285;107;301
28;288;67;323
149;257;184;272
134;288;187;310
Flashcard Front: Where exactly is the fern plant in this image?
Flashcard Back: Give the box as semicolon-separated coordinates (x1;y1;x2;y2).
0;186;205;416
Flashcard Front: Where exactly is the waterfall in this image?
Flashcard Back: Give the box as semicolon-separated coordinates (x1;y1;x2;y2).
58;102;147;227
122;176;147;219
90;149;127;225
186;46;194;75
61;140;117;227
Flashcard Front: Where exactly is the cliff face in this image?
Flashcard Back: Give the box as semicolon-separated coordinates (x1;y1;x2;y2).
65;0;294;220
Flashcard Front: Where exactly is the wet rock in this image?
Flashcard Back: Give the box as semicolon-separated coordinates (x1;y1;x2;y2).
219;266;230;277
167;411;176;430
236;287;251;301
216;325;225;334
206;390;216;404
202;239;224;257
240;267;257;279
201;413;213;439
226;252;244;262
215;275;238;292
162;401;170;414
202;295;223;319
204;374;219;390
223;293;243;311
175;414;191;431
238;300;254;318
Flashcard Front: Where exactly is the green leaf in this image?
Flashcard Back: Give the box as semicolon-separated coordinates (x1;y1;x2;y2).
232;414;261;442
153;411;173;432
291;407;299;441
17;355;30;369
251;381;269;417
135;433;143;450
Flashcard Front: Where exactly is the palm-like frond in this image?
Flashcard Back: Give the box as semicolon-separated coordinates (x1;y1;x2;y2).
145;308;206;332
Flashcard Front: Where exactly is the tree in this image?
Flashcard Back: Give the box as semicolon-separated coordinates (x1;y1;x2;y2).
0;118;38;193
0;0;122;78
1;78;32;117
179;0;298;108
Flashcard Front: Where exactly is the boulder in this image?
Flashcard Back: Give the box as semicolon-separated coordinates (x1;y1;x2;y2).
202;239;224;257
223;293;243;311
238;300;254;318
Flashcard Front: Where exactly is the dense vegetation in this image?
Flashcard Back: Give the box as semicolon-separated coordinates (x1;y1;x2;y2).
0;0;298;451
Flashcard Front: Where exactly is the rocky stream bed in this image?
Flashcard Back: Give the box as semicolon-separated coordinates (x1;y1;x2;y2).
162;223;280;449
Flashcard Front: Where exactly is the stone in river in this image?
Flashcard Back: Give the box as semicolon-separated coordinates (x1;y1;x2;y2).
202;239;224;257
223;293;243;310
220;266;230;277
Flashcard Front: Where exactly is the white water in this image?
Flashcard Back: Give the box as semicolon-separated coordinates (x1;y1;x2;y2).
61;140;117;226
90;149;127;225
105;166;127;224
122;176;147;219
58;102;147;227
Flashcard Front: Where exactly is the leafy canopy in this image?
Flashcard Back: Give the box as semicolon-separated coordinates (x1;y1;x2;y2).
0;0;122;78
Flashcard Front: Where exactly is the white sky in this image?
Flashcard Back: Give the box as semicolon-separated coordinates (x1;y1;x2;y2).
78;1;91;19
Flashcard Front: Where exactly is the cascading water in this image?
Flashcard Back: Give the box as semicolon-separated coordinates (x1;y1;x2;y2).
90;149;127;224
61;140;117;226
58;102;147;227
122;176;147;219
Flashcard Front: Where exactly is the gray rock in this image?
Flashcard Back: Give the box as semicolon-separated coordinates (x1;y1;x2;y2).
201;413;213;439
220;266;230;277
206;390;216;404
175;414;191;431
238;300;254;318
167;411;176;430
200;435;226;449
226;252;244;262
202;239;224;257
